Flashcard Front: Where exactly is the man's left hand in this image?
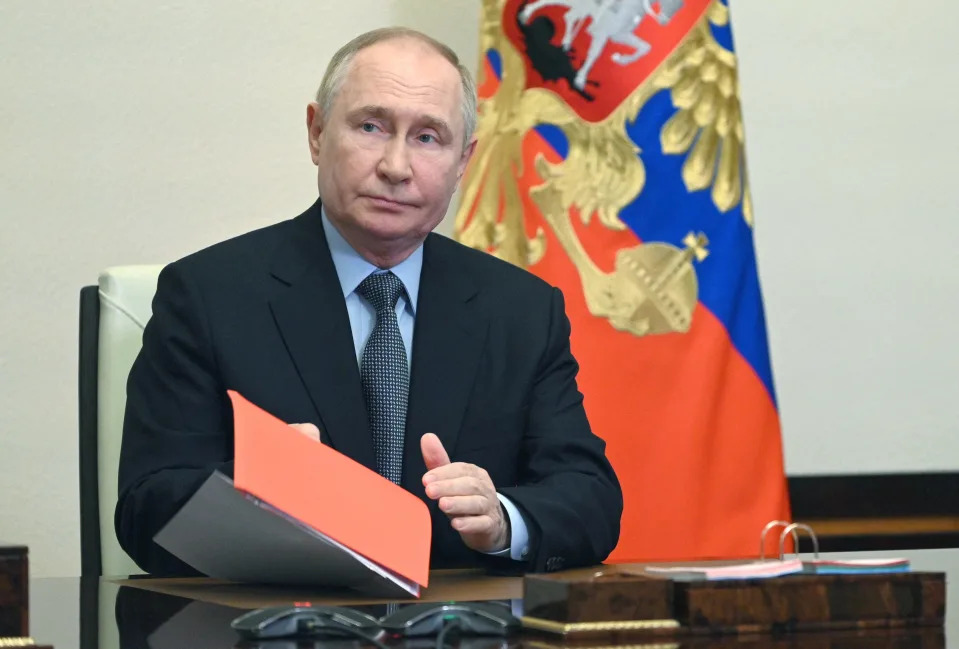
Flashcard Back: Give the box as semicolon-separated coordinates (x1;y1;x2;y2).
420;433;509;553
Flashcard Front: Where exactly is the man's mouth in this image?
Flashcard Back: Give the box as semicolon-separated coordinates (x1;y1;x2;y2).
363;195;418;210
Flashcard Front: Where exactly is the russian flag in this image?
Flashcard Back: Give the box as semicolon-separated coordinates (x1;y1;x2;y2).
457;0;791;560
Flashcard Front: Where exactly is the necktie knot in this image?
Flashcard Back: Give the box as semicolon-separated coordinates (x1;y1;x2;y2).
357;271;406;314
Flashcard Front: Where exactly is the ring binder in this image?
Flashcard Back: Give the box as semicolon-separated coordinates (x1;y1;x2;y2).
778;522;819;560
758;520;799;559
758;520;820;560
648;520;910;582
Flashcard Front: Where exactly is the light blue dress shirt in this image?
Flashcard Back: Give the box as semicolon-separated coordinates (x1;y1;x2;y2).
321;212;530;561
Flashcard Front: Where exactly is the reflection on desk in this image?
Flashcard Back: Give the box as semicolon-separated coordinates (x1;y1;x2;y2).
28;548;957;649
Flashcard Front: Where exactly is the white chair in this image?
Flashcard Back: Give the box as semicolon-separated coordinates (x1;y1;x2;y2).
79;265;163;577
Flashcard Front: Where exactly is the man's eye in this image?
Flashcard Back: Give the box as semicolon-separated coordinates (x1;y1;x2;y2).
361;123;377;133
417;133;436;144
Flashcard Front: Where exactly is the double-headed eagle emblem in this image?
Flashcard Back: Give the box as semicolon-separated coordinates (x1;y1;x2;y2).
455;0;752;337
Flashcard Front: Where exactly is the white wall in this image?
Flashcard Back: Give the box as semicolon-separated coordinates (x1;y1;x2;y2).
733;3;959;475
1;1;956;578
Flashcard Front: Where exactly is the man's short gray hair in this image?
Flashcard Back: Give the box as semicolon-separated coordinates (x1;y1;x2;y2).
315;27;477;148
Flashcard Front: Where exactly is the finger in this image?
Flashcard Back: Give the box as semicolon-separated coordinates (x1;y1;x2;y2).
422;461;482;486
425;475;486;500
423;459;492;485
289;423;321;442
420;433;451;473
450;514;498;535
438;495;490;517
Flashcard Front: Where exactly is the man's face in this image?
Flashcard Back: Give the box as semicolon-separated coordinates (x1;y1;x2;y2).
307;38;474;263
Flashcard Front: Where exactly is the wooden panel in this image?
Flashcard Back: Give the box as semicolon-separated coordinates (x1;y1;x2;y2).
0;545;28;637
805;517;959;537
524;572;674;622
522;569;945;640
525;627;945;649
788;473;959;519
681;572;944;633
112;568;524;608
787;473;959;551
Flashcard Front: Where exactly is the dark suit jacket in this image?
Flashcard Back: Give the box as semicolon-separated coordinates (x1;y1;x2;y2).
115;200;622;575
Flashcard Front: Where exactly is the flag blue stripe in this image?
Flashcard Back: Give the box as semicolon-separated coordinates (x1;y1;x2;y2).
618;90;777;405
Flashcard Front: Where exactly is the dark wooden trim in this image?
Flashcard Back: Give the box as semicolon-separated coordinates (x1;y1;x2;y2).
0;545;28;637
800;532;959;553
804;516;959;536
789;473;959;518
787;473;959;552
78;285;101;577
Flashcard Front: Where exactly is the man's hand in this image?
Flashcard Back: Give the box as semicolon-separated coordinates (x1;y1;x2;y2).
420;433;509;553
290;423;321;442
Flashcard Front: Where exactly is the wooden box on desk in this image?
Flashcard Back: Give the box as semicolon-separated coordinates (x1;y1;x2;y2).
523;571;681;641
525;571;674;623
681;572;945;633
523;569;945;638
0;545;28;637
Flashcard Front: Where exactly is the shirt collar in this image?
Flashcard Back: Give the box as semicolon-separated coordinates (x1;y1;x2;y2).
321;207;422;313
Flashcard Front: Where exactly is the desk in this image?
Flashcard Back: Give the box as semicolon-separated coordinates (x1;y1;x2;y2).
27;548;956;649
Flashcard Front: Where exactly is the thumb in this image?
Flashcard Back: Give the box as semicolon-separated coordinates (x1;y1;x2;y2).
289;423;321;442
420;432;450;471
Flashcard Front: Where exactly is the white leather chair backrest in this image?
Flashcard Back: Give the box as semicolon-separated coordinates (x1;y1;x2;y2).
97;265;163;577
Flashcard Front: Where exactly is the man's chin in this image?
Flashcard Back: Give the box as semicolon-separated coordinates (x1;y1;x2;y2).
355;213;436;242
357;221;415;243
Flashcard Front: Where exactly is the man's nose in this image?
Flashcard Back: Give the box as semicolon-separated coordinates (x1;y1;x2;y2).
377;137;413;184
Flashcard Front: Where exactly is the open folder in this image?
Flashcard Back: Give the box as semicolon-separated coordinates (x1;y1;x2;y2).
153;391;432;597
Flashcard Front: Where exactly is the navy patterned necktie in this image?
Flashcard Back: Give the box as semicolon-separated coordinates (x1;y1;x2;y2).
356;271;409;485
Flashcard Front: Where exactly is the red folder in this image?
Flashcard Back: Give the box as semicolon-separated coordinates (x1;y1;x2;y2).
229;390;431;588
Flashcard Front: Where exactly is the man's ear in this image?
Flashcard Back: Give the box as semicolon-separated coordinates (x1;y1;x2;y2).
456;137;478;181
306;102;324;165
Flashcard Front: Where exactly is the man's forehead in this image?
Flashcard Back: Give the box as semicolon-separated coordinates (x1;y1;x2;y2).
345;63;453;98
337;40;463;124
350;43;455;84
353;36;450;67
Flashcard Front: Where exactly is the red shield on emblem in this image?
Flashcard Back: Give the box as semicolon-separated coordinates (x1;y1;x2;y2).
502;0;712;122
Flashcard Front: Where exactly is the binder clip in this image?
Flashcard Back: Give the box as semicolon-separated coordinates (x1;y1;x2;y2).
759;520;820;560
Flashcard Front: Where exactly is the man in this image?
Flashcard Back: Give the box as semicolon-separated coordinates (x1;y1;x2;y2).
116;27;622;575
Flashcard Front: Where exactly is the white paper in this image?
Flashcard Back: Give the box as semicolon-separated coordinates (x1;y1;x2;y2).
154;471;419;597
645;559;805;581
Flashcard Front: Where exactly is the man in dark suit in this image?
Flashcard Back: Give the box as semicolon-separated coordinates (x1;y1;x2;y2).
116;27;622;576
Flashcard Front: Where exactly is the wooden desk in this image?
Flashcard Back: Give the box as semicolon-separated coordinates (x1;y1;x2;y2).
113;568;524;608
26;548;958;649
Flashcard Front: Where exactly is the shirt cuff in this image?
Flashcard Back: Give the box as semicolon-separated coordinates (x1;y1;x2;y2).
485;493;530;561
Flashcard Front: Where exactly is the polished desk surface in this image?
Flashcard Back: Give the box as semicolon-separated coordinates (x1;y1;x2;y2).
27;548;957;648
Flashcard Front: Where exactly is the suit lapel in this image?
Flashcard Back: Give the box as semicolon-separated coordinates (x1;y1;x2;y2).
403;235;488;491
268;204;375;471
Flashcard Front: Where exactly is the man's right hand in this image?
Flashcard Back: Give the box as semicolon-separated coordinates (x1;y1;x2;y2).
290;423;320;442
421;433;510;554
